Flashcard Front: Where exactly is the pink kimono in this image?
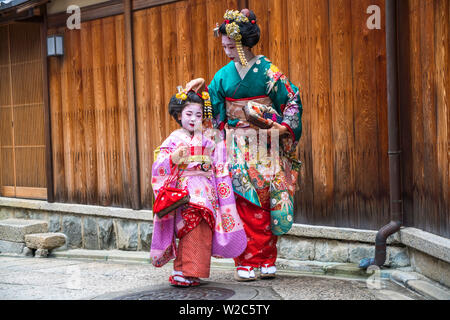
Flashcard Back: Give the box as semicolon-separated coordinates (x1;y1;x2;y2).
150;128;247;275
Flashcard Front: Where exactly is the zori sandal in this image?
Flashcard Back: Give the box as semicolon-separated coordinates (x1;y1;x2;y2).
234;266;256;282
260;263;276;279
169;271;201;287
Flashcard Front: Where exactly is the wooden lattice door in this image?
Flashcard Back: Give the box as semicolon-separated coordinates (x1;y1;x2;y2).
0;22;47;200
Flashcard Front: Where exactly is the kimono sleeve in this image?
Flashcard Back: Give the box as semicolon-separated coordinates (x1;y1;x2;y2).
151;141;177;197
266;64;303;144
207;70;227;129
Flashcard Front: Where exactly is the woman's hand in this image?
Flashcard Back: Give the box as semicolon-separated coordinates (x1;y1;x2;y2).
185;78;206;93
270;121;289;136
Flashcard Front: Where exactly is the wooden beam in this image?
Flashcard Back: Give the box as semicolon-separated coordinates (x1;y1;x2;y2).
47;0;180;28
40;4;54;202
124;0;141;210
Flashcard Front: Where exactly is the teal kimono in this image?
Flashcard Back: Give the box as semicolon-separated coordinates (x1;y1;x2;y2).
207;55;303;235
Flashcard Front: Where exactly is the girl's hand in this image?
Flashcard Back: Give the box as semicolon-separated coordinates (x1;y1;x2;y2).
185;78;206;93
171;145;189;164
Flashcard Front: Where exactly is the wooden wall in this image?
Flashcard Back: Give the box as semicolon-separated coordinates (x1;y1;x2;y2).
245;0;390;230
398;0;449;238
49;15;134;207
46;0;449;237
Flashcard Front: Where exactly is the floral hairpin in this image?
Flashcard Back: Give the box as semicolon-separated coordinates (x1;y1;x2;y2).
175;86;187;104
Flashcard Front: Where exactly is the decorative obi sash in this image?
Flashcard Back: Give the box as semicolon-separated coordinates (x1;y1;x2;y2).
225;96;273;128
180;170;212;178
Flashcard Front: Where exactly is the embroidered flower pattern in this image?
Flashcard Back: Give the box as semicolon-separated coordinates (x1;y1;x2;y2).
221;213;236;232
218;182;231;199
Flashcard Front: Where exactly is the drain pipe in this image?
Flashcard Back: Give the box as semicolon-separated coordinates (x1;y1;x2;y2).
360;0;403;269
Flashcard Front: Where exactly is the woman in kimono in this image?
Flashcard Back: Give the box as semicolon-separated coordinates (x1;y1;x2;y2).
150;89;247;287
185;9;303;281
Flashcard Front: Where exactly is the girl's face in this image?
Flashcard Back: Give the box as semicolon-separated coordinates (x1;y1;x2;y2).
222;35;239;62
178;103;203;133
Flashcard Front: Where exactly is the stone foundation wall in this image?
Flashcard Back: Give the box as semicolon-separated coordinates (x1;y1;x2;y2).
0;204;410;268
409;248;450;288
276;235;410;268
0;206;153;252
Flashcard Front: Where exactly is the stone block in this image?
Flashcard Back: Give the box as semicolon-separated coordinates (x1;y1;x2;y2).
35;248;49;258
314;240;348;263
0;239;25;254
0;207;12;220
62;215;82;248
48;214;61;232
116;220;138;251
24;233;66;250
348;243;375;264
0;219;48;242
82;217;99;249
22;247;34;257
98;218;116;250
410;248;450;288
139;222;153;251
400;227;450;264
278;236;314;260
386;246;410;267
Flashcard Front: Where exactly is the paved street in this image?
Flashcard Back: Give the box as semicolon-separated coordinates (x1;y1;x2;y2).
0;254;424;300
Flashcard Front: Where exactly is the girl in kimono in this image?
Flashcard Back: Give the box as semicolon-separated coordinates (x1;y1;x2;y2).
150;89;247;287
185;9;303;281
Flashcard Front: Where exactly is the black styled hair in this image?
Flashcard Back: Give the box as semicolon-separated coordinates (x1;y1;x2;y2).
168;91;204;125
218;9;260;48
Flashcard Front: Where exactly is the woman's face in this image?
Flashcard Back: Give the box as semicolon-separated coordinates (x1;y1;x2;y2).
222;35;239;62
178;103;203;133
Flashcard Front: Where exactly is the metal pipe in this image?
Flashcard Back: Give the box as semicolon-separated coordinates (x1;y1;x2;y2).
360;0;403;269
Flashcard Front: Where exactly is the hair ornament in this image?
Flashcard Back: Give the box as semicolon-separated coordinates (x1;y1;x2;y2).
202;91;213;120
175;85;187;104
222;9;249;67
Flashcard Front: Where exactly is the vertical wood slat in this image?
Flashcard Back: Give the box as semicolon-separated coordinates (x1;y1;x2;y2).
80;21;98;205
41;5;54;202
328;0;355;228
103;16;121;206
91;20;110;206
288;0;313;225
115;14;133;208
434;0;449;237
124;0;141;209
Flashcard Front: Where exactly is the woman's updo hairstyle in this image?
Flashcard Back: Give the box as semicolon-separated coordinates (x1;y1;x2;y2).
218;9;260;48
168;91;204;125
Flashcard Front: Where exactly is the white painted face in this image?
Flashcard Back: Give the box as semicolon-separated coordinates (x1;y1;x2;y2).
178;103;203;133
222;35;239;62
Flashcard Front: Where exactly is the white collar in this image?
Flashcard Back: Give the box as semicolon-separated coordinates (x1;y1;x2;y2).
234;55;262;80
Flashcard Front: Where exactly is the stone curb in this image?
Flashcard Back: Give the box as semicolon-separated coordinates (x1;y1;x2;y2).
0;197;153;222
390;270;450;300
47;249;372;279
399;228;450;264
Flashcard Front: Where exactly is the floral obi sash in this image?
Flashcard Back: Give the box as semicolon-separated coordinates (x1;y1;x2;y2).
225;96;274;129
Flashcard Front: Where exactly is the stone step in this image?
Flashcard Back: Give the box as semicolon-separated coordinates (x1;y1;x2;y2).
0;219;48;242
25;232;66;250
